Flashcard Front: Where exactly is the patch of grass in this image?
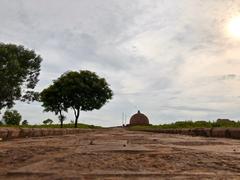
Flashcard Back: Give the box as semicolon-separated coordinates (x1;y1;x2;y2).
128;119;240;131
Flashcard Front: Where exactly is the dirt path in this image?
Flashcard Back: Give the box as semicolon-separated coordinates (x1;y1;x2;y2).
0;128;240;179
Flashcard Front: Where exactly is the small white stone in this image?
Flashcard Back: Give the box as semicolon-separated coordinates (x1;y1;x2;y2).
0;138;2;141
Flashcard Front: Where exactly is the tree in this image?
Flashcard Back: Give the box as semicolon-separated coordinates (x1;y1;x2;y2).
43;118;53;125
22;120;29;125
40;84;67;128
0;121;3;125
2;109;22;125
58;115;66;126
0;43;42;112
54;70;113;128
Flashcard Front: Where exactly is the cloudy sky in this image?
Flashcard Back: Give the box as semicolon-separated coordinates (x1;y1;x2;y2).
1;0;240;127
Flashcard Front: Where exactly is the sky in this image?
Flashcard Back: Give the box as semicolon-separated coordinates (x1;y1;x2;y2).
1;0;240;127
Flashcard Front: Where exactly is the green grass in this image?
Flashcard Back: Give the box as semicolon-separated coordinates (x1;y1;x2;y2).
0;123;102;129
128;119;240;131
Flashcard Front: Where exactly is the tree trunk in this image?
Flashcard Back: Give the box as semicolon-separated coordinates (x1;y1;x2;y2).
74;108;80;128
59;111;63;128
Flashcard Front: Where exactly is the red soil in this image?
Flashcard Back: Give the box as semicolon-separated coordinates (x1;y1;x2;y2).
0;128;240;179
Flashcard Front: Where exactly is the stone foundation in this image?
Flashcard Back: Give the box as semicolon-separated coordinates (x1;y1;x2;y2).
0;128;92;141
138;128;240;140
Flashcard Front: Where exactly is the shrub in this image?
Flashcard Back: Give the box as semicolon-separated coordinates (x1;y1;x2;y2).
2;109;22;125
22;120;29;125
43;118;53;125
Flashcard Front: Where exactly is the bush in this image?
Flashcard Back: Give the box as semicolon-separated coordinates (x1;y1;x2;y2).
129;119;240;131
22;120;29;125
43;118;53;125
2;109;22;125
212;119;237;127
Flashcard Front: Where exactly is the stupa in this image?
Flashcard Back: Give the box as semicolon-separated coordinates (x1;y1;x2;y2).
129;110;149;126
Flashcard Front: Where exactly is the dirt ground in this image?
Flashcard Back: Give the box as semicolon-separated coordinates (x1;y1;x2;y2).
0;128;240;180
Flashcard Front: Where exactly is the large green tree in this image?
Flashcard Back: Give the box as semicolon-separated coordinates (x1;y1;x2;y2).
0;43;42;112
2;109;22;125
41;70;113;128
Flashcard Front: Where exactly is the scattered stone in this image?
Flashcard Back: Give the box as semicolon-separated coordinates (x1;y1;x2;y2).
89;140;94;145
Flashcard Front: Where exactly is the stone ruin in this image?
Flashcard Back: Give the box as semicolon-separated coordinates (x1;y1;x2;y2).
129;110;150;126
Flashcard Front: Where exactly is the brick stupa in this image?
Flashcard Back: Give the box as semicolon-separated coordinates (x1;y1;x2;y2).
129;110;149;126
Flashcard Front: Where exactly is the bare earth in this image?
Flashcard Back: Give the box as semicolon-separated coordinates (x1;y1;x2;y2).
1;128;240;180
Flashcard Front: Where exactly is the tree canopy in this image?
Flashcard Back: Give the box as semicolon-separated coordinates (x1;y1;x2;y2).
2;109;22;125
43;118;53;125
0;43;42;111
40;70;113;127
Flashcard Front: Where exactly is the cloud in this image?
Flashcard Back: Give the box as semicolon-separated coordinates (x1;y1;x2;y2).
1;0;240;126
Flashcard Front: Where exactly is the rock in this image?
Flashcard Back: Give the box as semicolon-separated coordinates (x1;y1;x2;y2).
32;129;42;137
228;128;240;139
192;128;211;137
61;129;67;135
0;128;9;140
19;128;33;138
7;128;21;139
89;140;94;145
181;129;191;135
41;128;50;136
211;128;227;138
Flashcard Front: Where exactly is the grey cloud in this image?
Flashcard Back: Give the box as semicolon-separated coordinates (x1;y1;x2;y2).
158;105;219;113
1;0;240;126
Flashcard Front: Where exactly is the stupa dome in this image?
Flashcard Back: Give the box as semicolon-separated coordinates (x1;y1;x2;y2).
129;110;149;125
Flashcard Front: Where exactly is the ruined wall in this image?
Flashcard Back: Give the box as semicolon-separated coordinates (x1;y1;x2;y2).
0;128;92;141
1;127;240;141
140;128;240;140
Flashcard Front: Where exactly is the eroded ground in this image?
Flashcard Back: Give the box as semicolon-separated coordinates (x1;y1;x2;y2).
0;128;240;179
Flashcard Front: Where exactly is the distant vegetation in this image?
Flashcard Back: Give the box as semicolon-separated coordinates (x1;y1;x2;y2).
129;119;240;130
43;118;53;125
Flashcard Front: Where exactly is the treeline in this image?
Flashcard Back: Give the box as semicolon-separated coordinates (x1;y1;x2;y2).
0;109;100;128
149;119;240;129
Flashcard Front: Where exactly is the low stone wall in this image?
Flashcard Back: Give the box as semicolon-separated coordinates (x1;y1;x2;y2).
0;128;92;141
142;128;240;140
